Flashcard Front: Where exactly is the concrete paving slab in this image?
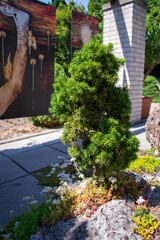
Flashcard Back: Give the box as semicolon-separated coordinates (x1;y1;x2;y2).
49;140;82;154
130;119;151;150
0;155;27;184
136;132;151;150
49;141;69;154
11;146;67;172
0;175;43;226
0;139;42;156
30;132;62;145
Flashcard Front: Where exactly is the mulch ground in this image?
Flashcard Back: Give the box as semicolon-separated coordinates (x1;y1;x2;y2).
0;117;45;140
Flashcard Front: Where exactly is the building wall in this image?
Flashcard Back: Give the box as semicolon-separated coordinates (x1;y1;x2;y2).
103;0;147;124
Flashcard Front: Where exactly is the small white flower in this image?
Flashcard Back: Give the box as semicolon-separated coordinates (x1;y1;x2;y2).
23;196;30;201
77;189;82;194
40;187;53;195
56;186;62;195
53;199;60;204
61;195;64;200
79;174;84;179
114;184;118;190
151;186;156;190
14;221;19;228
30;200;38;205
92;180;97;185
71;157;76;162
135;175;142;183
86;209;91;214
60;163;68;168
10;210;14;215
46;174;51;177
63;182;68;187
136;196;145;205
109;177;117;184
80;181;87;189
155;150;159;156
58;156;65;160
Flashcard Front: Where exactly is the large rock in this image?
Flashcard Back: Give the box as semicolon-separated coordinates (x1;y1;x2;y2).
146;108;160;154
29;200;142;240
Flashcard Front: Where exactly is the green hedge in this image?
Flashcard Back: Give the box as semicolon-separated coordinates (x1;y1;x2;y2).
143;75;160;103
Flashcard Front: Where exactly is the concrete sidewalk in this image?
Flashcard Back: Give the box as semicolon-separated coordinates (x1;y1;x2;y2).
0;121;151;226
0;128;67;226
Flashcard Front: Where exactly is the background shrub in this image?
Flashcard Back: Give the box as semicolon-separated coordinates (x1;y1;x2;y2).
50;34;139;178
28;115;61;128
29;63;67;128
143;75;160;103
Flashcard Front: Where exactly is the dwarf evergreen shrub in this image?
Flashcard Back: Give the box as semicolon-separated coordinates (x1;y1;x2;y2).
143;75;160;103
50;35;139;178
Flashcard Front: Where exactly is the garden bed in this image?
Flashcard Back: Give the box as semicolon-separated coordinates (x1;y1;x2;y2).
0;117;45;140
1;154;160;240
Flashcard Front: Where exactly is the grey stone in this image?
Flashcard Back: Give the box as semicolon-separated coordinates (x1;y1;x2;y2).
146;108;160;154
29;200;142;240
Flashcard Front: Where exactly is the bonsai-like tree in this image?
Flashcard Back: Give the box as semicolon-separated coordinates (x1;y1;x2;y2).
50;35;139;178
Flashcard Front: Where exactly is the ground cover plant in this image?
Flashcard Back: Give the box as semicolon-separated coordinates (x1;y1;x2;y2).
50;34;139;179
126;156;160;174
32;158;81;187
0;172;148;240
1;152;160;240
132;206;160;240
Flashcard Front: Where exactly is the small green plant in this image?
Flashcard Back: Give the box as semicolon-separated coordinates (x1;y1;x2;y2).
126;156;160;174
143;75;160;102
0;201;51;240
32;159;80;187
50;34;139;179
132;206;160;240
28;115;61;128
43;174;145;224
138;148;155;157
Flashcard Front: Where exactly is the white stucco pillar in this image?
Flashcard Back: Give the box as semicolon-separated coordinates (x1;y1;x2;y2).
103;0;147;124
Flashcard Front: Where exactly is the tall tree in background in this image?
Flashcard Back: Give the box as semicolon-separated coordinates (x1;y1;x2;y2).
88;0;107;32
144;0;160;79
52;0;84;72
51;0;66;9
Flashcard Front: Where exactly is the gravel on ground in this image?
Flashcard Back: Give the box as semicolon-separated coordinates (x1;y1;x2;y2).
0;117;44;140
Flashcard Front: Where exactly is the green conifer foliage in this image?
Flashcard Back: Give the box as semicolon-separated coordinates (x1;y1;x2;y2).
50;35;139;178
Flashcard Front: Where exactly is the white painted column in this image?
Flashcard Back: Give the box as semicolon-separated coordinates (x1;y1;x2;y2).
103;0;147;124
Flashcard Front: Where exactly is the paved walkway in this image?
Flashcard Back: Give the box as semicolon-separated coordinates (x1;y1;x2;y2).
0;120;151;226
